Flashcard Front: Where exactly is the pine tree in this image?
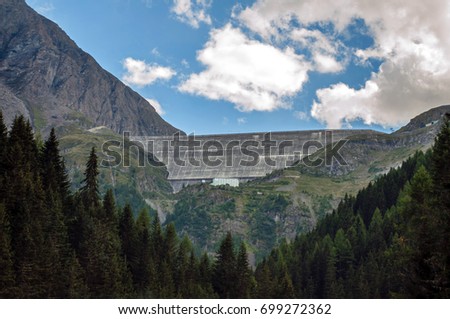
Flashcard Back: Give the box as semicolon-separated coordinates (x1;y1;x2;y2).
236;242;253;298
367;209;386;252
158;260;176;298
78;150;133;297
431;115;450;209
80;147;100;210
198;253;215;297
0;111;8;199
174;235;192;297
4;116;49;297
0;204;16;297
103;189;118;226
7;116;39;169
255;262;274;298
213;232;237;298
40;128;70;201
398;166;439;297
134;209;153;296
235;242;253;298
322;235;337;298
430;116;450;296
65;251;89;298
119;204;137;269
151;214;164;264
347;215;367;261
277;270;296;298
334;229;354;284
164;223;178;271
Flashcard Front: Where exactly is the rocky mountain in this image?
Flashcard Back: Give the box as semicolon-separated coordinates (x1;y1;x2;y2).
394;104;450;134
0;0;179;136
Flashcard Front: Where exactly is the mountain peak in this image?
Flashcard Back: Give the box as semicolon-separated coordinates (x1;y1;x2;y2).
0;0;179;136
395;105;450;134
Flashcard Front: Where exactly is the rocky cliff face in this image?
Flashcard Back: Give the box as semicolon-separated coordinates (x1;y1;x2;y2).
0;0;179;136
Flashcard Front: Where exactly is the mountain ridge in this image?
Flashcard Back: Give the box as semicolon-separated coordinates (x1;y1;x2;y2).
0;0;179;136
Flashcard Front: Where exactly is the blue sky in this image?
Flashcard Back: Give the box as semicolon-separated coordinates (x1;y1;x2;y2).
27;0;450;135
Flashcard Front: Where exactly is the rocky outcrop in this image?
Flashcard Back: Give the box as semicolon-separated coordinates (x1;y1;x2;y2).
0;0;179;136
394;104;450;134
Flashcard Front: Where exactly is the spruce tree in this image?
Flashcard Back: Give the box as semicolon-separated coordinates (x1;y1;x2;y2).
0;204;16;297
103;189;118;227
213;232;237;298
430;116;450;296
119;204;136;265
41;128;70;201
334;228;354;281
80;147;100;210
399;166;439;297
235;242;253;298
0;111;7;199
255;262;274;298
164;223;178;270
198;253;215;297
174;235;192;297
78;150;133;297
5;116;49;297
151;214;164;264
134;209;153;296
431;115;450;209
65;251;89;298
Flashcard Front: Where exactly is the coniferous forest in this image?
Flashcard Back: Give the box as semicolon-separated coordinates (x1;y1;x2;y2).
0;111;449;298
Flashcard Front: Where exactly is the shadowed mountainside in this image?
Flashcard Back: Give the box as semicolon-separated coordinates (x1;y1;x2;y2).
0;0;179;136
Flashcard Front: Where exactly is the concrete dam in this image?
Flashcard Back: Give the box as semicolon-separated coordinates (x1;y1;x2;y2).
131;129;381;192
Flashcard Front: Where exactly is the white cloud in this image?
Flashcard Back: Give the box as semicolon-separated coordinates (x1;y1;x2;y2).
313;54;344;73
238;0;450;128
122;57;176;87
179;24;310;112
294;111;310;121
146;98;165;116
237;117;247;125
171;0;212;28
290;28;346;73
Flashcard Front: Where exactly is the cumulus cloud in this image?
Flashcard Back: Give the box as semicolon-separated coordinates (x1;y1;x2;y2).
171;0;212;28
290;28;345;73
146;98;165;116
122;57;176;87
238;0;450;128
179;24;310;112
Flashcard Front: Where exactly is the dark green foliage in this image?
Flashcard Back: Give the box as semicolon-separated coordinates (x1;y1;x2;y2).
235;243;253;298
0;122;227;298
40;128;71;201
253;118;450;298
213;232;237;298
0;204;16;297
0;112;8;199
80;147;100;210
2;113;449;299
167;195;213;247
